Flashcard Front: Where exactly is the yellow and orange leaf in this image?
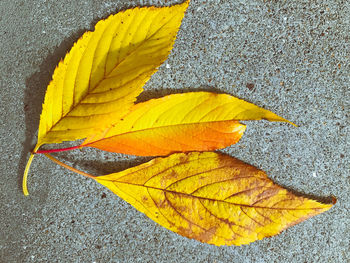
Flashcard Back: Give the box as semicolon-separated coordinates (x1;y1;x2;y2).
95;151;334;246
82;92;294;156
36;0;189;148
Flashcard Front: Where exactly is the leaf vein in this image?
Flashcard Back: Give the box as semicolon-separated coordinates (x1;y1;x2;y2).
198;199;248;237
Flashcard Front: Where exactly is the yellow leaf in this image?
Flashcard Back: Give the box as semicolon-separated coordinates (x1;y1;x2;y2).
23;1;189;195
95;152;334;246
36;0;189;147
81;92;294;156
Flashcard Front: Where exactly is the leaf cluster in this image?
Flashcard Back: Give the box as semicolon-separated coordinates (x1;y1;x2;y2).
22;0;334;246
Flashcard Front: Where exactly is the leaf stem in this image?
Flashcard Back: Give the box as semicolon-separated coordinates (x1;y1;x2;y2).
35;145;81;154
43;154;96;179
23;144;41;196
23;153;35;196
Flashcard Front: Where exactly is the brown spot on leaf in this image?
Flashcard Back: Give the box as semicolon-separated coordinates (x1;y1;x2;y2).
177;226;194;238
178;153;189;164
195;227;217;243
156;198;168;209
256;187;280;201
176;220;217;244
160;170;178;187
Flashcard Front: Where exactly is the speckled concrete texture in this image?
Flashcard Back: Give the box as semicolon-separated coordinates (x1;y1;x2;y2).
0;0;349;262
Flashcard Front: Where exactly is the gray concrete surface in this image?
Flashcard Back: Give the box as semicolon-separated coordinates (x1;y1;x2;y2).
1;0;349;262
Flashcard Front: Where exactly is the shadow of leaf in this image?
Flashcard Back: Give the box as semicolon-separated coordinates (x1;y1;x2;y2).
53;152;153;176
276;183;336;205
18;29;87;193
136;86;225;103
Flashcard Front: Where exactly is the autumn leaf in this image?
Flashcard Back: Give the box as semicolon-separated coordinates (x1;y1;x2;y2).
23;1;189;195
78;92;294;156
37;1;189;147
94;151;334;246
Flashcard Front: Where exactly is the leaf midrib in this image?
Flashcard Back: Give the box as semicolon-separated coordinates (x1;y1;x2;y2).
97;177;326;211
83;120;243;147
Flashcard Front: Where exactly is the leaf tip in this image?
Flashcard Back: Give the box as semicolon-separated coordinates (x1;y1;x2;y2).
273;116;297;127
289;120;298;127
331;195;337;205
